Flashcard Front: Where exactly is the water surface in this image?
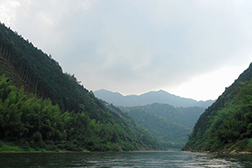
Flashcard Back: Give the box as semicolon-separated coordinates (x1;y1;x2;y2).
1;151;252;167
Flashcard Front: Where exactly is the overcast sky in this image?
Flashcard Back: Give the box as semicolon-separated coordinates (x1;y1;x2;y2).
1;0;252;101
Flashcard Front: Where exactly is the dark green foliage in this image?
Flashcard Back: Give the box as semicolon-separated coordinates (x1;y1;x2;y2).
183;63;252;152
0;23;162;151
0;23;107;121
0;74;161;151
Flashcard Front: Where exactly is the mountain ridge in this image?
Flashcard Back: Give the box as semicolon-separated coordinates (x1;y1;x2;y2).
94;89;214;108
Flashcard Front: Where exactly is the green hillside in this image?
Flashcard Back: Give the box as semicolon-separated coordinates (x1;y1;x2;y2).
121;103;204;149
0;52;31;93
132;103;204;129
183;63;252;153
127;108;190;149
0;23;162;152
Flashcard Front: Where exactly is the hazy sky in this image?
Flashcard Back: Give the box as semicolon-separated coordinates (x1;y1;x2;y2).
1;0;252;101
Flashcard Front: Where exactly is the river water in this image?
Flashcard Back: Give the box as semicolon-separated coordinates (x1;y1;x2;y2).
1;151;252;167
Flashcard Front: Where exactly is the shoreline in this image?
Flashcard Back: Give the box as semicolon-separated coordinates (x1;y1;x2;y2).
0;143;174;154
188;150;252;155
0;148;178;154
0;149;91;154
0;144;91;154
0;151;90;154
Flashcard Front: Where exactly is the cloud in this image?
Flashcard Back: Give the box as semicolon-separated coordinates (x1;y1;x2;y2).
171;65;248;101
0;0;21;25
2;0;252;100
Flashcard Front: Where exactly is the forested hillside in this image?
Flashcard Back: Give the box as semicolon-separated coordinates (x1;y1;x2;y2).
183;63;252;153
0;22;162;152
120;103;204;149
128;103;204;129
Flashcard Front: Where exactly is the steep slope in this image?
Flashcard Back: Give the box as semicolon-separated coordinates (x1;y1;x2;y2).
0;23;162;151
183;63;252;152
0;52;31;93
94;89;214;108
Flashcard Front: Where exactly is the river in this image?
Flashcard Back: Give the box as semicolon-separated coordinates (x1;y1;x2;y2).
1;151;252;167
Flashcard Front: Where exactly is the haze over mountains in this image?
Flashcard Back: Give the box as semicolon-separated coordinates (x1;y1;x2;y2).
94;89;214;108
94;88;210;149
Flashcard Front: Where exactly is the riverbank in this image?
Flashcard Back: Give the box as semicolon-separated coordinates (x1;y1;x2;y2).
0;143;173;153
0;144;90;153
189;150;252;155
219;150;252;155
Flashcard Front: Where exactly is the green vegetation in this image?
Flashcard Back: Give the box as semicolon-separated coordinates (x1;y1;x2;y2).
183;63;252;153
0;23;162;152
127;103;204;129
121;103;204;149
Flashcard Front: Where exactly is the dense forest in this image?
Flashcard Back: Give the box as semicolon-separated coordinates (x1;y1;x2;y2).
183;63;252;153
120;103;204;149
0;22;162;151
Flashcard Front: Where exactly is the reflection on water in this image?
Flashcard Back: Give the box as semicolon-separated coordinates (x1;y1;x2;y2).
1;151;252;168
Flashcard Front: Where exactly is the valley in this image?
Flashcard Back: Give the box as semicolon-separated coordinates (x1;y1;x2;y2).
1;21;252;153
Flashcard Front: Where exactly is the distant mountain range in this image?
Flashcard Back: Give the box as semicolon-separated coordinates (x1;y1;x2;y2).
94;89;214;108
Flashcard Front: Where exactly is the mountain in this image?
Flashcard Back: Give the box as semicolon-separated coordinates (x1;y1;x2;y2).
131;103;205;129
120;103;205;149
183;62;252;153
126;108;191;149
0;23;162;152
94;89;214;108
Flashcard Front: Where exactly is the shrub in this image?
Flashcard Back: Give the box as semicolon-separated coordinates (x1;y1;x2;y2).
234;138;248;151
57;144;65;150
246;138;252;152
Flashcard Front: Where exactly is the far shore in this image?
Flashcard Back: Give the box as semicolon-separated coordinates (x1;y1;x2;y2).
0;147;180;154
0;149;91;154
189;150;252;155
